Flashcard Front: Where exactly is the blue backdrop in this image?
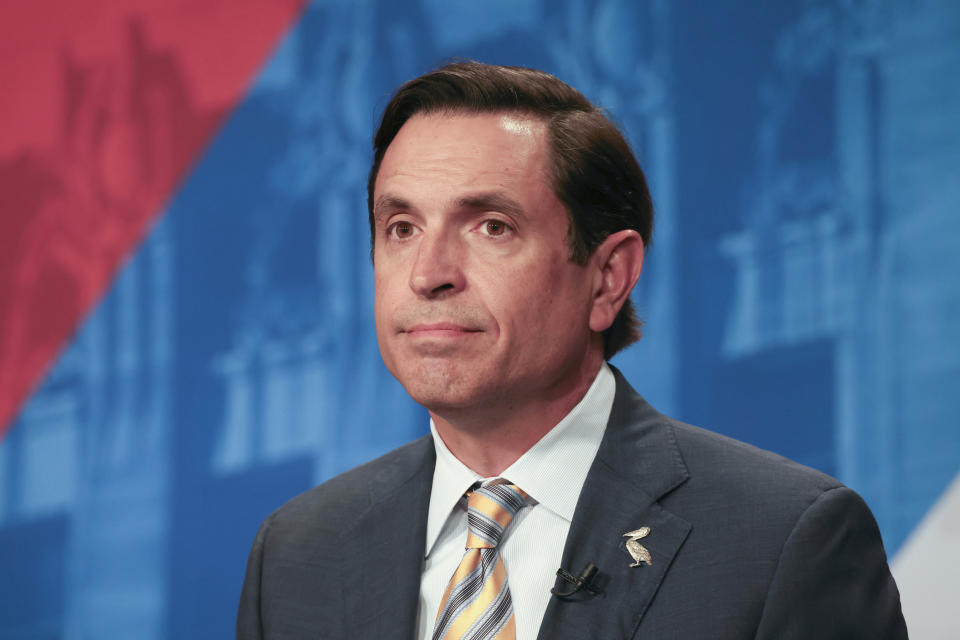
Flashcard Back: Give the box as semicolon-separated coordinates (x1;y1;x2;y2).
1;0;958;637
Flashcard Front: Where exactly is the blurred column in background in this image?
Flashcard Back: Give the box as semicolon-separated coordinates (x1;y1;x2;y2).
715;0;960;553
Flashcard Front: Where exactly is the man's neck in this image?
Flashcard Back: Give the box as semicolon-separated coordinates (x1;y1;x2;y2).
430;358;604;477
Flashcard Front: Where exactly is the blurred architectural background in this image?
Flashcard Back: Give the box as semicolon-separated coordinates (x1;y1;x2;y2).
1;0;957;637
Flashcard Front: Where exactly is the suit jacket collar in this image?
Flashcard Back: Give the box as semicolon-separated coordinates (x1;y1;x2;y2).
338;436;436;639
536;367;692;640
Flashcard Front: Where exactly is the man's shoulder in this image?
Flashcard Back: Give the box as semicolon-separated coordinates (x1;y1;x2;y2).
645;411;861;540
608;368;842;505
261;434;433;541
669;417;841;496
606;382;905;638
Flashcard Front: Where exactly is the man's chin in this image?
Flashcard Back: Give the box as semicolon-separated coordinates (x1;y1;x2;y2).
404;383;480;413
396;371;494;414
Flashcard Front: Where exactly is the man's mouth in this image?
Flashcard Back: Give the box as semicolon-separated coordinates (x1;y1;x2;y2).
403;322;483;337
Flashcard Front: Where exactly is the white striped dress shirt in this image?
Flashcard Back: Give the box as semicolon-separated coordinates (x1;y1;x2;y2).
416;363;616;640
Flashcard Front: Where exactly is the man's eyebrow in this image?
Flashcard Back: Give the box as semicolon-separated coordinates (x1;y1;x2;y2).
456;192;527;220
374;192;528;223
372;195;412;224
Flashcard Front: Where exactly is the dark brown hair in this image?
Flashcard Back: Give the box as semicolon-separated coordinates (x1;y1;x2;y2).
368;62;653;359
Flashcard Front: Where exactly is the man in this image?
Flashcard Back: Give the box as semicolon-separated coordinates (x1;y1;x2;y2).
238;63;906;639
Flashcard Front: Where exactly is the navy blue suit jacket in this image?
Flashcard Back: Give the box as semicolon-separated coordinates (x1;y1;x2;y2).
237;370;906;639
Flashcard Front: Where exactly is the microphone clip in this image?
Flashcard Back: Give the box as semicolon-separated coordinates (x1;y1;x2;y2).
550;562;600;599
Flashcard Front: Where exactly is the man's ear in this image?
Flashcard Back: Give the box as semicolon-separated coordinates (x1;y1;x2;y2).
588;229;645;333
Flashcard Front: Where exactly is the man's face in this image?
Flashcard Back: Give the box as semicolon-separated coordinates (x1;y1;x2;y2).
372;112;599;415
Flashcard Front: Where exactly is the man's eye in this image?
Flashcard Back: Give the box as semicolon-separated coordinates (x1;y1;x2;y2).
390;222;415;239
482;219;511;237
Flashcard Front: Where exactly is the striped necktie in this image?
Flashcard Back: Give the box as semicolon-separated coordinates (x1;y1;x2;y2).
432;480;527;640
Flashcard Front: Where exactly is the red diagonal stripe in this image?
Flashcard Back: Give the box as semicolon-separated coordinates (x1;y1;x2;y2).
0;0;308;435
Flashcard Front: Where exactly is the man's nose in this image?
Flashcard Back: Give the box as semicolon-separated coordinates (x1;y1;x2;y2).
409;231;466;298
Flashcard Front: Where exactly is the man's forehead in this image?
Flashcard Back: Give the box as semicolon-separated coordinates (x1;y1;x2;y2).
494;113;542;137
375;111;552;191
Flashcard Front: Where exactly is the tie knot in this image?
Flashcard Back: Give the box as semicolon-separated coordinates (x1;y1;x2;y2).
465;480;527;549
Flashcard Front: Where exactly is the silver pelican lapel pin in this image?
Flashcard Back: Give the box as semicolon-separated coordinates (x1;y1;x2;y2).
623;527;652;567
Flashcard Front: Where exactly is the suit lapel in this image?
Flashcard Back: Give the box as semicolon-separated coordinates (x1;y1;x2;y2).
339;438;435;638
537;370;692;640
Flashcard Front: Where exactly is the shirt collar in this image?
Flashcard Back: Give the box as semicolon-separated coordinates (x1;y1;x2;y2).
425;422;482;556
424;363;616;555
